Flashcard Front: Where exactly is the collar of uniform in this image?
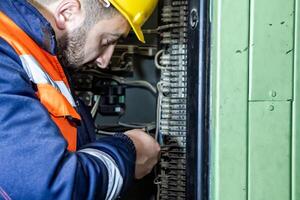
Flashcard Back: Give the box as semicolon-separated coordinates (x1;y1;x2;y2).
0;0;57;55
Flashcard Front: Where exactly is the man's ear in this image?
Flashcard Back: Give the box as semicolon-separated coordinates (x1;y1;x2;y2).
54;0;82;30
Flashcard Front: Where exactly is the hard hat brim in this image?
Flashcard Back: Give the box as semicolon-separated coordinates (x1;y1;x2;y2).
109;0;146;43
131;24;145;43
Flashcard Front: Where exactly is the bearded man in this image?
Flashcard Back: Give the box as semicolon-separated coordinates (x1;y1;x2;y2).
0;0;160;199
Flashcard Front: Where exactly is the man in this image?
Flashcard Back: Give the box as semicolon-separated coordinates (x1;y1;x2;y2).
0;0;160;199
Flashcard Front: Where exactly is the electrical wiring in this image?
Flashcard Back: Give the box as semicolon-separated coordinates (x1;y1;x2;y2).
95;122;156;135
90;95;101;118
118;121;154;129
120;80;157;94
83;69;157;94
155;81;164;142
157;23;181;31
154;177;162;200
96;129;116;136
154;49;166;70
155;1;189;198
118;122;156;134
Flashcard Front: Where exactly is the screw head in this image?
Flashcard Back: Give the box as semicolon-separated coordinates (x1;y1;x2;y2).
268;105;275;111
190;9;199;29
269;90;277;97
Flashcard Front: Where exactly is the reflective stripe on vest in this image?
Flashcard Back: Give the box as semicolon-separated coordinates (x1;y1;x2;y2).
0;12;80;151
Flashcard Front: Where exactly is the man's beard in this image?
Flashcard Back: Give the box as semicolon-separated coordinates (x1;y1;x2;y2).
57;26;87;68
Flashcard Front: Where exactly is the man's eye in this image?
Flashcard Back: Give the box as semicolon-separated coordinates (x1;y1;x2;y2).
101;39;110;46
102;39;117;47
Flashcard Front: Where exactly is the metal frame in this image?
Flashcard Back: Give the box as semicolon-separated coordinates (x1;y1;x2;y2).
186;0;211;199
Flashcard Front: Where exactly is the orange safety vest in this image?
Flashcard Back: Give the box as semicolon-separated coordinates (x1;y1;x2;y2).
0;12;80;151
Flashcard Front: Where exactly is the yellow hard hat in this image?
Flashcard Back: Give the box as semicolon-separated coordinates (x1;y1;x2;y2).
108;0;158;43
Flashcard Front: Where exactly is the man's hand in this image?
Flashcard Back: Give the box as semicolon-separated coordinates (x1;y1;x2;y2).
124;129;161;179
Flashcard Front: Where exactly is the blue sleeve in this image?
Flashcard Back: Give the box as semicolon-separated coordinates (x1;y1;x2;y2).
0;38;136;200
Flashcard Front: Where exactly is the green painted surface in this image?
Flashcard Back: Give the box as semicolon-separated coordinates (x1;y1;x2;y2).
248;102;291;200
210;0;249;199
249;0;294;101
210;0;298;199
292;0;300;199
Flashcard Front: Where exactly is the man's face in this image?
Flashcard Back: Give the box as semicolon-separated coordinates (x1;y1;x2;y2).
57;13;130;69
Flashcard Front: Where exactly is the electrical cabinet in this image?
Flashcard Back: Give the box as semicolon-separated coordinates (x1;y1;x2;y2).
72;0;207;199
71;0;300;199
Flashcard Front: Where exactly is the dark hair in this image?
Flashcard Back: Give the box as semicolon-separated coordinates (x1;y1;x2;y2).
31;0;118;27
82;0;118;28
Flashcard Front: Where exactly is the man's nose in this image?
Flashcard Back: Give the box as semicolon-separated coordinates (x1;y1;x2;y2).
96;44;116;69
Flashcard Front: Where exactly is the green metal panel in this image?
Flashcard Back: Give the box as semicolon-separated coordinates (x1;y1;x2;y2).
248;102;291;200
210;0;249;199
211;0;299;199
249;0;294;101
292;0;300;199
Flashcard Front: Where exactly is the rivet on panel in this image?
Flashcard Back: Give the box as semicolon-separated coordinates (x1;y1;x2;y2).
268;105;275;111
269;90;277;97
